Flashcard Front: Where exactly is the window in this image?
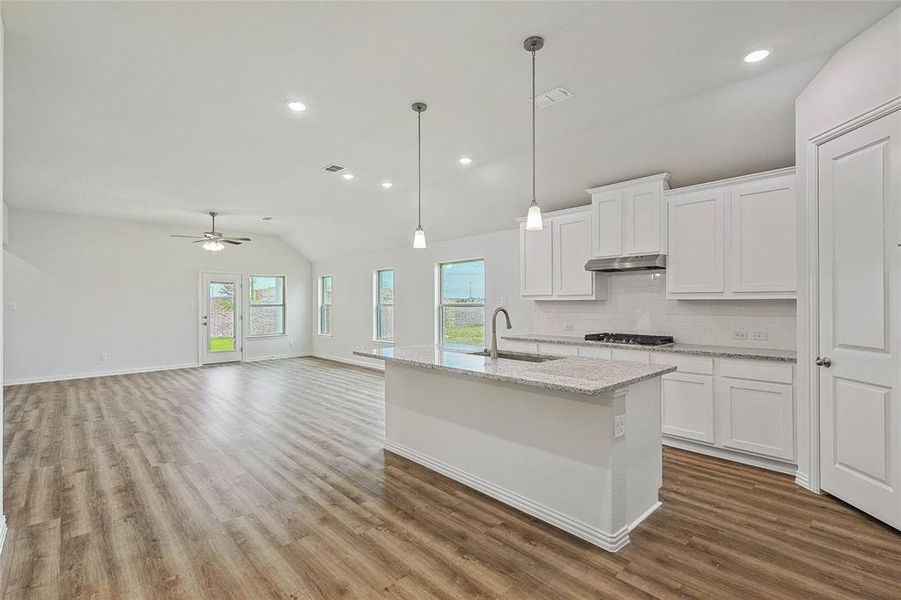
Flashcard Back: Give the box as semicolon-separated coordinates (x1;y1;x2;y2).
248;276;286;337
438;259;485;348
374;269;394;342
319;275;333;335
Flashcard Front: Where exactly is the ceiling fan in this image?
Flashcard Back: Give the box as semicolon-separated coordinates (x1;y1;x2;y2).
170;211;252;252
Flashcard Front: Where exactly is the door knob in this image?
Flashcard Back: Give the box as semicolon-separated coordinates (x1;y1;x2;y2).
815;356;832;367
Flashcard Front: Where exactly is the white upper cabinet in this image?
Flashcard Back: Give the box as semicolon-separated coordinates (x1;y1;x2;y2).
518;207;607;301
588;173;671;258
666;167;797;300
553;211;595;297
520;224;553;296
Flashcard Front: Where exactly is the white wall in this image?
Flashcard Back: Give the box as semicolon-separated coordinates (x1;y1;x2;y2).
3;209;313;384
794;7;901;489
312;228;533;368
0;13;7;543
533;273;796;349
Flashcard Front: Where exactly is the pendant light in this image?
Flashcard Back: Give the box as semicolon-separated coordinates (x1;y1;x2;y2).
412;102;428;248
524;36;544;231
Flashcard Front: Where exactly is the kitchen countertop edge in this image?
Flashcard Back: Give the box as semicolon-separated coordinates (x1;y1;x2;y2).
502;334;797;363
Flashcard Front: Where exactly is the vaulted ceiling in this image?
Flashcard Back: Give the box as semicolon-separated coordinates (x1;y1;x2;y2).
4;1;899;260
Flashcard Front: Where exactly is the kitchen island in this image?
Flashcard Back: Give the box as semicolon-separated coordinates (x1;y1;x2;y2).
354;344;676;552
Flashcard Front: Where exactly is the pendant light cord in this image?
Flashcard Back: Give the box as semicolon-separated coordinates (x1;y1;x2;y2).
531;48;536;204
418;110;422;228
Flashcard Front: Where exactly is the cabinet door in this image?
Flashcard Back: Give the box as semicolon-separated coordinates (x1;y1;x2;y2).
520;223;553;297
716;377;794;461
729;177;797;293
623;183;663;255
667;191;725;294
591;192;622;258
553;212;594;297
661;372;715;443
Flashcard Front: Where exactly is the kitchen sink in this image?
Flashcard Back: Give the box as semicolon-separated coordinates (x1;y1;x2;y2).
467;350;562;363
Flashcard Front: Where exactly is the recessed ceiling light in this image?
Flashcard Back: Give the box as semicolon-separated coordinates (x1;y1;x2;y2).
342;172;355;180
459;157;472;165
261;216;273;221
286;101;307;112
743;48;771;64
382;181;393;189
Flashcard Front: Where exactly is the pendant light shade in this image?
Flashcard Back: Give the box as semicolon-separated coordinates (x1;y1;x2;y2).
523;36;544;231
412;226;427;249
412;102;428;249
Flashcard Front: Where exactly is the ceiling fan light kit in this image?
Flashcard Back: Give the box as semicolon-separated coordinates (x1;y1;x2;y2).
170;211;253;252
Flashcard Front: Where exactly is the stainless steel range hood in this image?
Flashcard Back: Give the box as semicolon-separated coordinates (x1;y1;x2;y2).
584;254;666;272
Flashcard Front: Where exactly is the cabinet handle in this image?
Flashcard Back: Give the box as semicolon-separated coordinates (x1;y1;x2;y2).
815;356;832;368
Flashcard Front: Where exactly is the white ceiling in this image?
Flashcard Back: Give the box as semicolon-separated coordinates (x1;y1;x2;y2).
4;1;899;260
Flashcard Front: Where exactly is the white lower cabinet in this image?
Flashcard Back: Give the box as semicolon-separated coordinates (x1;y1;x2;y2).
716;376;795;461
661;372;715;443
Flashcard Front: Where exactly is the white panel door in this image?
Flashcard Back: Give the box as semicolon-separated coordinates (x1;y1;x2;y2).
554;212;594;297
667;191;725;294
818;110;901;529
730;177;797;293
661;372;715;443
717;377;794;460
201;272;243;365
623;184;662;256
591;192;622;258
520;223;553;297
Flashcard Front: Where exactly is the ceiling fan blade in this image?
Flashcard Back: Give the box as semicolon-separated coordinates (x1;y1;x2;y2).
171;234;205;239
221;240;242;245
223;237;252;242
192;240;207;244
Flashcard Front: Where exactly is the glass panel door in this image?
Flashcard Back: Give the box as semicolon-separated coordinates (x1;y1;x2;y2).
202;273;242;364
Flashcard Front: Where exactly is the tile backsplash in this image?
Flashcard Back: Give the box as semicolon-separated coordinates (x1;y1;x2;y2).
532;272;796;349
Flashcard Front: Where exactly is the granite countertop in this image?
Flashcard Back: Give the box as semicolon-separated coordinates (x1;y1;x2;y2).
353;344;676;396
502;333;797;363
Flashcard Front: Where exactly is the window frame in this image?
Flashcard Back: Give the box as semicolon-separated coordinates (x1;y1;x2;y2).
247;275;287;338
373;268;395;343
436;258;486;349
318;275;333;336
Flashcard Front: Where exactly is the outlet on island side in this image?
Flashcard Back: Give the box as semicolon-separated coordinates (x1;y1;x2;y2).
564;323;575;332
614;415;626;439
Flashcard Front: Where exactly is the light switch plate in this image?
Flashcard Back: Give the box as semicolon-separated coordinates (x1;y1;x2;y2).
614;415;626;439
732;330;748;341
751;330;769;341
7;302;16;312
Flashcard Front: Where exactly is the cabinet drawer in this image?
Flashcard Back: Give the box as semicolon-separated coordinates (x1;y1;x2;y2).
662;372;715;444
537;343;579;357
611;348;651;363
717;359;793;384
578;346;613;359
652;352;713;375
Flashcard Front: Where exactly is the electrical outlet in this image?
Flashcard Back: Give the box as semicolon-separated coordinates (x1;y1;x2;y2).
751;330;769;341
99;353;110;362
500;296;506;307
564;323;575;331
614;415;626;439
732;330;748;341
7;303;16;312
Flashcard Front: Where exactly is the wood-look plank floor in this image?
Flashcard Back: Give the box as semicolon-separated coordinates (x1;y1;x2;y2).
1;357;899;599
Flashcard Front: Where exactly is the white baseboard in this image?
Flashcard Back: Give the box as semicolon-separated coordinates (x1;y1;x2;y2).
313;353;385;372
384;439;632;552
244;352;309;363
663;436;798;476
630;501;662;532
0;515;7;557
3;362;201;386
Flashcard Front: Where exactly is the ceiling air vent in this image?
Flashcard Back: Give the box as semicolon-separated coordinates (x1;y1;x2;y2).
532;86;574;109
322;164;345;173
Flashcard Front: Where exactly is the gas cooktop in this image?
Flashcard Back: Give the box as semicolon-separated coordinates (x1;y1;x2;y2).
584;333;674;346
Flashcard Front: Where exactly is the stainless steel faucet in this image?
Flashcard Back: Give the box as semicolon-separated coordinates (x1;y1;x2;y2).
490;307;513;360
